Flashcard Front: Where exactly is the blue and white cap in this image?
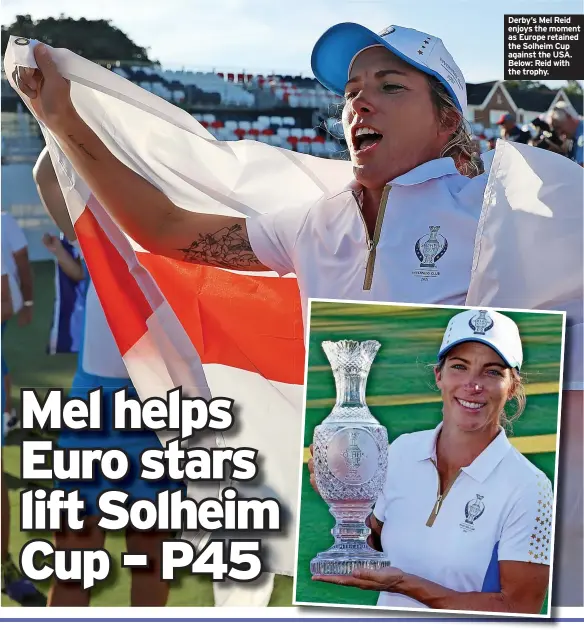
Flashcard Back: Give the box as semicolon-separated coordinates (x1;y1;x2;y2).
311;23;467;114
438;309;523;370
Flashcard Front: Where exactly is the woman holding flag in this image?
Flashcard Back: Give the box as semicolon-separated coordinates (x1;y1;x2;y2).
11;19;582;605
13;24;581;337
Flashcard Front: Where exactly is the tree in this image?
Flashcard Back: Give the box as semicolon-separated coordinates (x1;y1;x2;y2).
564;80;583;96
503;80;547;91
1;14;152;64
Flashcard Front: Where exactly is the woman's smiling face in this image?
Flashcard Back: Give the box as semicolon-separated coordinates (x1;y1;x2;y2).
435;342;516;434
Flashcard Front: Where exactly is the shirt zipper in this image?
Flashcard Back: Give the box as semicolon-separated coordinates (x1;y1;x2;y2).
353;184;391;291
426;460;462;527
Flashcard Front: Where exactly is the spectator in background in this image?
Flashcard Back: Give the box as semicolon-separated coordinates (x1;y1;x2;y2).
42;233;88;355
528;117;566;156
496;113;530;144
549;102;584;166
34;148;184;608
1;212;34;431
1;250;46;607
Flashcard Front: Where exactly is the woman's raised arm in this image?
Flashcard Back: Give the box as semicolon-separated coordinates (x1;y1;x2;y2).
17;44;269;272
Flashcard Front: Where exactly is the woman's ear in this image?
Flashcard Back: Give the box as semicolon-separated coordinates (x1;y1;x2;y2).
442;108;461;137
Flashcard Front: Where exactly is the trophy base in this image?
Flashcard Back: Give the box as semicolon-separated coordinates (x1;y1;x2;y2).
310;544;391;576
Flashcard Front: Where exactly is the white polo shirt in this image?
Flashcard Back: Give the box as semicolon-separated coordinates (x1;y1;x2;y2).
373;423;554;609
246;155;582;390
247;157;487;316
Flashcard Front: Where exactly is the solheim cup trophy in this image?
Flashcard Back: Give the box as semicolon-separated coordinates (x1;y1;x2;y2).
310;340;391;576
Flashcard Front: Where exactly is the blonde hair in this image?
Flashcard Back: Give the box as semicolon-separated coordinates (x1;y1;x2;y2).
500;369;526;431
427;76;484;178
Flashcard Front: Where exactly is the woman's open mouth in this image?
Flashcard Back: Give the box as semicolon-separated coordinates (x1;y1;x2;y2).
353;126;383;155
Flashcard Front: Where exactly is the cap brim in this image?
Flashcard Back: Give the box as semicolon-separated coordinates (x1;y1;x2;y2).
311;22;463;112
437;338;519;369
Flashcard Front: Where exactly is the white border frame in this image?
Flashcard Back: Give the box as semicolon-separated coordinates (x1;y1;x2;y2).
292;297;569;620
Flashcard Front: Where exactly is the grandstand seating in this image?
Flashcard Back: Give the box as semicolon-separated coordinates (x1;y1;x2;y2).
249;74;343;109
115;65;342;111
189;111;344;157
158;70;255;107
1;61;347;161
121;66;255;107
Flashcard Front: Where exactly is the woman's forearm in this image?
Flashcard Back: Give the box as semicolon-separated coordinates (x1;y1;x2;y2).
33;148;77;241
54;248;85;282
49;114;263;269
14;250;33;303
396;573;524;613
20;47;265;271
52;113;190;255
1;277;13;322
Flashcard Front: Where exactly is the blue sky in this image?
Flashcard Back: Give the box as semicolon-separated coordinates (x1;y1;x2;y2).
3;0;583;87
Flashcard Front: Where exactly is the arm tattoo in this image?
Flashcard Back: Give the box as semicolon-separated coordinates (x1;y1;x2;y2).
67;135;98;161
177;223;262;269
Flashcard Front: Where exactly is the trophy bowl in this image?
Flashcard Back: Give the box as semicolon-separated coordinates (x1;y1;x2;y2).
310;340;391;576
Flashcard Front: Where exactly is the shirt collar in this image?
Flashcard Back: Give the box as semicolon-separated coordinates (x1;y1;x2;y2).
462;430;512;483
414;421;512;483
414;422;444;462
336;156;461;198
388;156;460;186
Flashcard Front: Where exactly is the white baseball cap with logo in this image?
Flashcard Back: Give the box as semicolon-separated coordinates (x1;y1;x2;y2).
311;23;467;114
438;309;523;370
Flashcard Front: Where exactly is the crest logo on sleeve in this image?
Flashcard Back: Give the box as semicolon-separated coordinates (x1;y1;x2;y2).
469;310;494;335
378;26;395;38
460;494;485;533
412;225;448;281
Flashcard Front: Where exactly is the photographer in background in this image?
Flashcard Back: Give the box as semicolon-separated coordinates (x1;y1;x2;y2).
529;117;566;156
549;102;584;166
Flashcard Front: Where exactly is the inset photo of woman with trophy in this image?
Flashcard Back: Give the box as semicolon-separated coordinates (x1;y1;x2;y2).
294;300;566;618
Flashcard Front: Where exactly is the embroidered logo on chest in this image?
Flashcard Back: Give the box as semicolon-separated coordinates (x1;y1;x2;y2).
459;494;485;533
412;225;448;281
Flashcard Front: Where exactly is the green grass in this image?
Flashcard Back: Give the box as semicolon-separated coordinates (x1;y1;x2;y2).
1;262;293;607
295;302;563;614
